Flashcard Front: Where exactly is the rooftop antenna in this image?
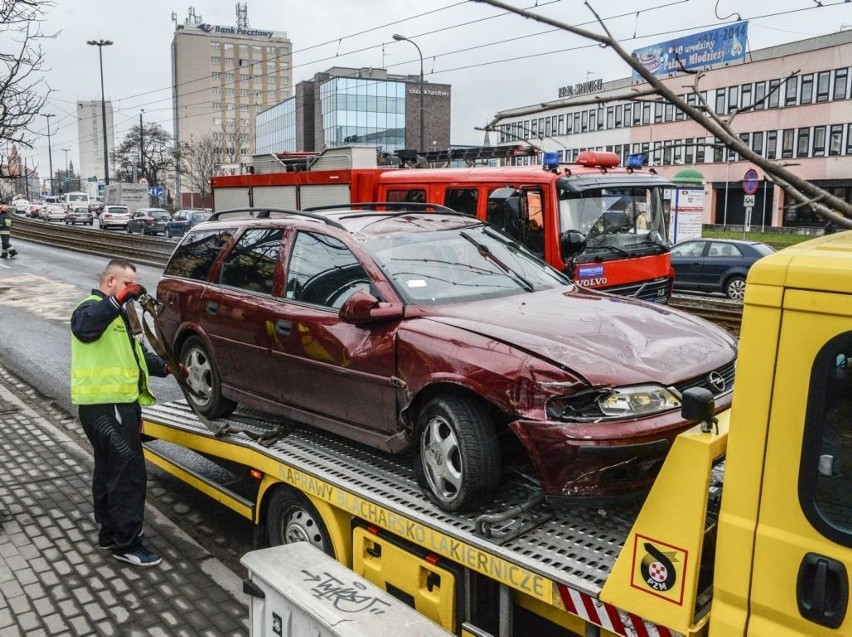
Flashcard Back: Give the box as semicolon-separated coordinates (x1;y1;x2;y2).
236;2;248;28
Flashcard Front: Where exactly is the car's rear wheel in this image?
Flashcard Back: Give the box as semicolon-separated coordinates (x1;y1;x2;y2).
416;395;501;512
266;488;334;556
180;335;237;419
725;276;746;301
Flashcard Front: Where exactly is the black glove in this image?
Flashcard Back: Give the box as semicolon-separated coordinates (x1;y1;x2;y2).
115;283;147;305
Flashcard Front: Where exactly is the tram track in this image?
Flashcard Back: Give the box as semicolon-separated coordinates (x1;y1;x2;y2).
14;215;744;333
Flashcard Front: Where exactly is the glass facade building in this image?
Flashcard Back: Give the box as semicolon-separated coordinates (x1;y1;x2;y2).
319;77;406;153
256;100;297;154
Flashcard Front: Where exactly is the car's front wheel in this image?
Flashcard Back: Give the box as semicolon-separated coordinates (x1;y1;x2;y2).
725;275;746;301
416;395;501;512
180;335;237;419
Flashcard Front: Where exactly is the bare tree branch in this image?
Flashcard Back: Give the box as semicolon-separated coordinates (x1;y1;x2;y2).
474;0;852;227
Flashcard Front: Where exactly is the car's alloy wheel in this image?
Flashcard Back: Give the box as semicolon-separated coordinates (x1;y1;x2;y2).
725;276;746;301
416;395;501;512
180;335;237;419
266;488;334;556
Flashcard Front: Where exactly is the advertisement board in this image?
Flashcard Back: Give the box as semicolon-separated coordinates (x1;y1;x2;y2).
670;187;705;244
632;22;748;79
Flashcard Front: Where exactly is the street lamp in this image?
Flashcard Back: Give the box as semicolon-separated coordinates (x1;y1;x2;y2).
41;113;55;196
61;148;70;193
392;34;424;154
87;39;113;185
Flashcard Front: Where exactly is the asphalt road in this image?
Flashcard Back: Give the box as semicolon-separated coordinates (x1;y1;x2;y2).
0;237;255;575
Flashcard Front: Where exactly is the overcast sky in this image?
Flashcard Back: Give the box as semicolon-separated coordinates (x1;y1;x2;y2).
22;0;851;179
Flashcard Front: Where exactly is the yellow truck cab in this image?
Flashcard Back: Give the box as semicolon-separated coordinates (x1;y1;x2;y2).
141;232;851;636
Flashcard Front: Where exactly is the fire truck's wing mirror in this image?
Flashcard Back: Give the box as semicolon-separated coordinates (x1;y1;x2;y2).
487;188;522;240
339;289;404;325
560;230;587;259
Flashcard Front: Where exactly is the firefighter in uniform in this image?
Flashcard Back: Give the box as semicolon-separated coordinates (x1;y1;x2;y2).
70;258;173;567
0;204;17;258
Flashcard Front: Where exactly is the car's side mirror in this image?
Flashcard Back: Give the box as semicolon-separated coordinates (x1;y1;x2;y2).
560;230;587;259
339;289;404;325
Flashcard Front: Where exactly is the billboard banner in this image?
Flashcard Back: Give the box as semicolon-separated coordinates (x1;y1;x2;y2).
632;22;748;79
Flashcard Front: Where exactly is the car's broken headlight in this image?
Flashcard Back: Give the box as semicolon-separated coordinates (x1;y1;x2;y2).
545;384;681;422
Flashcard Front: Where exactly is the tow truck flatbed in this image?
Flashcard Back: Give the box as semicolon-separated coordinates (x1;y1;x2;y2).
142;401;638;599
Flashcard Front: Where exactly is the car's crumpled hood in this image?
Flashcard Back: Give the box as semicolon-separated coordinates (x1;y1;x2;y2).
420;286;737;386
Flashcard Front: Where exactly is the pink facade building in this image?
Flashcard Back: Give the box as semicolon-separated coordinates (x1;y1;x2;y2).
494;29;852;230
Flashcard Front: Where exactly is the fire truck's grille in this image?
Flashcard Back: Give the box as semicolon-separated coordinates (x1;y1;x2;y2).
143;402;640;597
599;276;670;304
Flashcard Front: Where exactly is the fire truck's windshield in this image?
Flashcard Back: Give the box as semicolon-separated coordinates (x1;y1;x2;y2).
557;186;667;254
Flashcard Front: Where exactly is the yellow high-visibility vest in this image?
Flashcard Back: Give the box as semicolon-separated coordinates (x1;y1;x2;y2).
70;295;156;405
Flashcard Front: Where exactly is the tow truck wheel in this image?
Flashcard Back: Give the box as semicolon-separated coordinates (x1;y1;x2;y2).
180;336;237;419
416;395;501;513
267;488;334;557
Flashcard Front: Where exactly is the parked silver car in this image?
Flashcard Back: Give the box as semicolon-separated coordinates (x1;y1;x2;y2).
99;205;132;230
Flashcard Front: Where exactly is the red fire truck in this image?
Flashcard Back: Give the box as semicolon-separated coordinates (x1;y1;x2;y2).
211;148;674;303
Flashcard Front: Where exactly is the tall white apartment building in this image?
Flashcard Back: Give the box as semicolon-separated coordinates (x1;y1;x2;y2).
76;100;115;184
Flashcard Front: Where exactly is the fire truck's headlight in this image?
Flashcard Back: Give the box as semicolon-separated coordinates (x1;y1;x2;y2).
546;384;681;421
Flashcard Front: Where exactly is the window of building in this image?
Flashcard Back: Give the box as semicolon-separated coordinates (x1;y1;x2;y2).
279;47;289;55
754;81;766;110
798;333;852;546
589;110;597;131
816;71;830;103
211;56;220;65
752;131;764;156
226;88;235;97
769;79;781;108
785;76;799;106
266;46;276;54
240;73;250;82
212;87;221;96
212;72;221;80
558;114;565;135
663;141;673;165
280;62;289;69
741;84;753;110
254;76;263;84
728;85;739;112
211;41;221;50
226;103;235;111
829;124;844;156
664;102;674;122
633;104;641;125
713;136;724;163
683;138;694;164
606;108;614;129
266;61;276;68
223;43;234;51
813;126;826;156
674;95;685;121
623;103;632;127
240;104;249;111
715;88;726;114
800;74;814;105
696;138;706;163
847;124;852;154
596;109;603;130
212;101;221;110
581;110;589;132
225;73;234;81
797;128;811;157
239;45;248;54
767;130;778;159
734;133;749;161
834;68;848;100
213;117;222;126
654;101;663;122
225;57;234;68
782;129;795;158
573;113;581;133
642;102;651;125
253;45;262;54
240;89;249;97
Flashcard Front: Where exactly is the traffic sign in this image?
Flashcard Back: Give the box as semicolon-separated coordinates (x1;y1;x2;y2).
149;186;164;198
743;168;760;195
744;195;756;207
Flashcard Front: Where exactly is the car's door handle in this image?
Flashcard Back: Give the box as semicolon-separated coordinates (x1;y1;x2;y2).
797;552;848;629
275;319;292;336
206;302;219;316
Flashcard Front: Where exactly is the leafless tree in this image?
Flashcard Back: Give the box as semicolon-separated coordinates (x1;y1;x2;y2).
114;122;176;187
177;132;223;199
475;0;851;228
0;1;55;161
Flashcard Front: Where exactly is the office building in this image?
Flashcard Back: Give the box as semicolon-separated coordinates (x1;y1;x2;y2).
171;6;293;176
493;29;852;229
255;66;452;156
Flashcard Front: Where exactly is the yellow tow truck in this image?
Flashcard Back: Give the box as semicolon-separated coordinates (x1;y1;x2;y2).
142;232;852;636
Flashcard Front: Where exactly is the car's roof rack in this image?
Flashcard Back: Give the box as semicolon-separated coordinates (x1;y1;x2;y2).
206;207;346;230
302;201;462;215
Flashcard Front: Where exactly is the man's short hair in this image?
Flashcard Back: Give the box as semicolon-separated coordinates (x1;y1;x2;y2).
100;258;137;283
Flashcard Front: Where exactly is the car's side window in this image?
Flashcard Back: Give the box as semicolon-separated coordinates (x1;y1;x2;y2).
285;231;370;310
800;332;852;546
708;242;742;258
444;188;479;216
219;228;283;295
673;242;703;257
163;229;235;280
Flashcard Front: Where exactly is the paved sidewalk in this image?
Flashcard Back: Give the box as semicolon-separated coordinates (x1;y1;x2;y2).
0;366;249;636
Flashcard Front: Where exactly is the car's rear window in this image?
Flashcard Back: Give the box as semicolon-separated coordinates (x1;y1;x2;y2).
151;210;170;219
191;212;212;222
164;228;235;280
107;207;128;214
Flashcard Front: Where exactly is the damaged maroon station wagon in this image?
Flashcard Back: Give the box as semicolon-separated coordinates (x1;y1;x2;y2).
156;207;737;512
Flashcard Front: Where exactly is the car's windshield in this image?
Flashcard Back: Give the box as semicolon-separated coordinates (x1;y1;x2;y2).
191;212;212;222
558;184;668;253
69;194;87;202
366;224;568;305
149;210;170;218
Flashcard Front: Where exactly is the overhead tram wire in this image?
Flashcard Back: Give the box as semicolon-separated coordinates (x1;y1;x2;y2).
31;0;844;154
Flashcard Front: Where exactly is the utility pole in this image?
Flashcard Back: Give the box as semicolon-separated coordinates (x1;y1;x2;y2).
87;39;113;185
393;34;425;154
41;113;55;197
139;110;145;183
